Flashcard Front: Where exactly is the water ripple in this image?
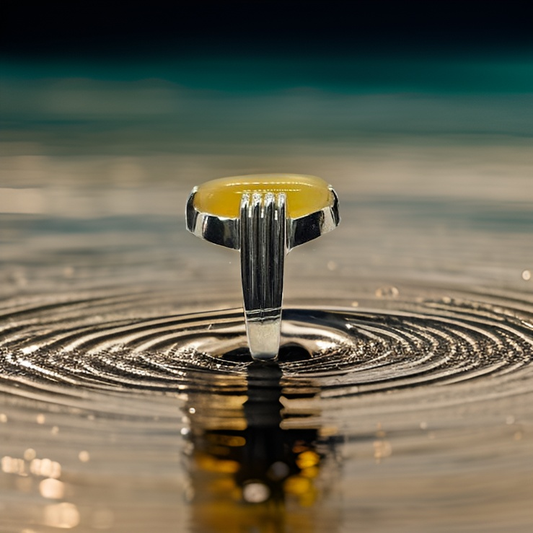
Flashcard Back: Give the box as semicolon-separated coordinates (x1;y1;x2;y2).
1;287;532;404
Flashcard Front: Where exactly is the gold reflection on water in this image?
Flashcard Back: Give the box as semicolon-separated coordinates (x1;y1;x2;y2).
184;361;341;532
1;456;26;476
24;448;37;461
78;450;90;463
39;478;65;499
30;457;62;478
1;447;77;526
2;453;62;479
43;502;80;529
373;440;393;463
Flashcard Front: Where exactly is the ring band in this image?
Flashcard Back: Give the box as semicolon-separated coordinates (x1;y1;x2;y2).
186;174;340;361
240;191;286;360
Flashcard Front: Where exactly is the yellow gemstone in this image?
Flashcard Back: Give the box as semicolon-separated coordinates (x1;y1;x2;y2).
193;174;333;219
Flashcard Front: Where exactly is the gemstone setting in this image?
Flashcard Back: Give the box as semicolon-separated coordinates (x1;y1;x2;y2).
192;174;333;219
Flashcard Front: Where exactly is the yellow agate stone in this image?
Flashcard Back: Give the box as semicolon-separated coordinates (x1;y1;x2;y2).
193;174;333;219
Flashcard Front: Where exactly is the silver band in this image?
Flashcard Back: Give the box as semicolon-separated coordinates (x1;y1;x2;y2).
240;192;286;360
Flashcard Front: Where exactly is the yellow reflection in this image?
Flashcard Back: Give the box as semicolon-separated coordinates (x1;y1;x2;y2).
296;451;320;469
195;453;240;474
300;466;319;479
207;434;246;447
184;362;340;533
284;475;311;496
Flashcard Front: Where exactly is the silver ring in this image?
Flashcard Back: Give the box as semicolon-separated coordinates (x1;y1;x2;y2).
186;174;340;361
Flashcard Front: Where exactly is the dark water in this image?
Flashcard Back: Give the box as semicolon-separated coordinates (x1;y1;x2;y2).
1;61;533;532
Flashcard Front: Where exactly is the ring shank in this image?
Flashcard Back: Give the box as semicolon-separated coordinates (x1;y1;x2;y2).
240;192;286;361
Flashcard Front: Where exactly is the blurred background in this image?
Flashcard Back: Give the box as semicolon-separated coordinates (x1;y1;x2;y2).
1;1;532;297
1;2;533;532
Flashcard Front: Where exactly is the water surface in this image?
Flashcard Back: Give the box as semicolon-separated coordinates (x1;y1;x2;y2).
1;65;532;532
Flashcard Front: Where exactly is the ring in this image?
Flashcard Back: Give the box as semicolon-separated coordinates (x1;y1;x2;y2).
186;174;340;361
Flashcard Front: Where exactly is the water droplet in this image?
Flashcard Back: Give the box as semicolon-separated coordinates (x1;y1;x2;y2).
242;481;270;503
24;449;36;461
373;440;392;462
375;286;399;299
39;478;65;499
78;451;90;463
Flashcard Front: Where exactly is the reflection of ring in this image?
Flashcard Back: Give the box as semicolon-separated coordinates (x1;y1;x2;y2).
186;174;340;361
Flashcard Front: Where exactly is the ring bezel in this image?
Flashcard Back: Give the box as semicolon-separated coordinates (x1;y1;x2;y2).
186;186;340;251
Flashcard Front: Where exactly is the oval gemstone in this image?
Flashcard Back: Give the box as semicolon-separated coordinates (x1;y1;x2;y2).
193;174;333;219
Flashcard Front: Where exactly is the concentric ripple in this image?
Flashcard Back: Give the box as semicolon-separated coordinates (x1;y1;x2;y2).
1;286;532;401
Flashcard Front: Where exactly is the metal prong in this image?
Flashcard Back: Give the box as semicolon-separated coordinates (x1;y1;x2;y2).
240;192;286;361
